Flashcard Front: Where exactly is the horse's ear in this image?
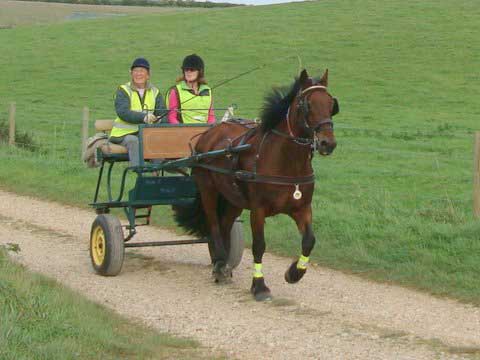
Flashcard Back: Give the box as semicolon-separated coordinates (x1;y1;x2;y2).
319;69;329;87
299;69;309;87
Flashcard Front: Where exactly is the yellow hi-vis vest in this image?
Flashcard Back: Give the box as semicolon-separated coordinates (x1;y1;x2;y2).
167;81;212;123
110;82;159;138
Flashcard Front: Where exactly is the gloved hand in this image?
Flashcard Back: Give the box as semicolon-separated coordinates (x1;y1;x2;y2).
144;113;157;124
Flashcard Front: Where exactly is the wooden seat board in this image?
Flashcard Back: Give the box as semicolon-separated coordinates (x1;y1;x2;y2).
143;126;209;159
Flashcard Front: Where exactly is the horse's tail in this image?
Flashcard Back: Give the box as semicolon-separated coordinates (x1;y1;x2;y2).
172;193;208;238
172;192;229;238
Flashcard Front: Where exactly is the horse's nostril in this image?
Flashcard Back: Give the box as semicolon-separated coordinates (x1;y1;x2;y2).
320;141;328;148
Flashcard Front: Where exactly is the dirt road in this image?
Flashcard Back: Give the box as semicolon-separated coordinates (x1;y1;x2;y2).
1;190;479;359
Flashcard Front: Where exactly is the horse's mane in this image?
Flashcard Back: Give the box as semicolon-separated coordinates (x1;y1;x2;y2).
260;77;302;133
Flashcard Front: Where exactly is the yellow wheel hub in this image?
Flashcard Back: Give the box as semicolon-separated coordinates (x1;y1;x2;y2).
91;226;106;266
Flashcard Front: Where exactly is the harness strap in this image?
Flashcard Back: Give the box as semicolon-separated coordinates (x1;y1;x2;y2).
195;163;315;186
271;129;313;145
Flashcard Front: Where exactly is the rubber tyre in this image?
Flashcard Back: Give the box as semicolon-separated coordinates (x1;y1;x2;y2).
207;219;245;270
227;220;245;269
90;214;124;276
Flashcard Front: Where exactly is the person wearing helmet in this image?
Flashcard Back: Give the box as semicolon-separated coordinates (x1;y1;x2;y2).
166;54;215;124
109;57;166;167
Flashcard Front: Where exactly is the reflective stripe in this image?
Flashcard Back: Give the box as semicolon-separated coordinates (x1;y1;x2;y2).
174;81;212;124
110;82;159;138
253;262;263;278
296;255;309;270
123;85;133;98
112;122;139;130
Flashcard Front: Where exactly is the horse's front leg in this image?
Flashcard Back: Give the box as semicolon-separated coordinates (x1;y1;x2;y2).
250;208;272;301
285;206;315;284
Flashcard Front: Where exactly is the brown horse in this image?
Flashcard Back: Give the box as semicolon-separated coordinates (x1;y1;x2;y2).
174;69;338;301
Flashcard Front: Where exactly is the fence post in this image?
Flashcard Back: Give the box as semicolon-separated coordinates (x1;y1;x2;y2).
8;102;16;146
473;132;480;218
81;106;89;159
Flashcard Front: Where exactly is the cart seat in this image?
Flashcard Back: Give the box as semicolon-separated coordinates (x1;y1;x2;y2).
94;119;211;162
95;120;128;160
100;143;128;155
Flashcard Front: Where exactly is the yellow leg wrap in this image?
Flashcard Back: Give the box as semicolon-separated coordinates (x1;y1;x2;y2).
296;255;309;270
253;263;264;278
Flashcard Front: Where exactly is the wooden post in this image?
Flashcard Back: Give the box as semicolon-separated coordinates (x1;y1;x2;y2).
8;102;16;146
81;106;89;159
473;132;480;218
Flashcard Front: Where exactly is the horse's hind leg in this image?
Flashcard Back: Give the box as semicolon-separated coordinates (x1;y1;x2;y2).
195;174;230;282
250;208;272;301
285;206;316;284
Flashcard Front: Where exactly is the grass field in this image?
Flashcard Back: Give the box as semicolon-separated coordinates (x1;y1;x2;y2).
0;247;213;359
0;0;480;308
0;0;197;27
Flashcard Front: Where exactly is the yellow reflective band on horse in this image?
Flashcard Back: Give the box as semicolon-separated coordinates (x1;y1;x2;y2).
297;255;309;270
253;262;263;278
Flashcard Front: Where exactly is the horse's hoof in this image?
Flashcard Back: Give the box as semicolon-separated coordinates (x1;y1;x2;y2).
212;261;232;284
284;261;306;284
254;291;272;302
251;277;272;301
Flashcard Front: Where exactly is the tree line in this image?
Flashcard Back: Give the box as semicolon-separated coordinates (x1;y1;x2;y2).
18;0;243;8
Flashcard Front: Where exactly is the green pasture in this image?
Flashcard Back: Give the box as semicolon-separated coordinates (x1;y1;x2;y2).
0;0;480;307
0;247;212;360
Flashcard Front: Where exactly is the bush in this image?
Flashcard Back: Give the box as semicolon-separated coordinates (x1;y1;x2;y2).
0;120;38;152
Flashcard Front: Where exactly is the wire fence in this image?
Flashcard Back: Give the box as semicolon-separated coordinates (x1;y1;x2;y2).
1;101;478;216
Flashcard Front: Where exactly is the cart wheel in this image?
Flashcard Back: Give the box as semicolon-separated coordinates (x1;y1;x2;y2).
207;219;245;270
227;219;244;269
90;214;124;276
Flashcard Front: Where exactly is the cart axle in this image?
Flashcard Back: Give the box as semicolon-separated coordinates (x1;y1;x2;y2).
124;238;208;248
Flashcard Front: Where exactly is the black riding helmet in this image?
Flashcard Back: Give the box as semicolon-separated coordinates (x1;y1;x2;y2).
181;54;204;72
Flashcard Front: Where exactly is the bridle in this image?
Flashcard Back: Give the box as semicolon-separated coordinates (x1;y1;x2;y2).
272;85;335;148
297;85;335;134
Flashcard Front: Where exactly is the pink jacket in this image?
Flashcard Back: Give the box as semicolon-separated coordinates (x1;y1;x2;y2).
167;89;215;124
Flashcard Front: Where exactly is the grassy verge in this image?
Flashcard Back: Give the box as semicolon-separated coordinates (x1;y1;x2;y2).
0;0;479;306
0;247;208;360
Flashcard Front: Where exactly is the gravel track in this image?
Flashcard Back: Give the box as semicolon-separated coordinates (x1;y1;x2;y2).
1;190;479;359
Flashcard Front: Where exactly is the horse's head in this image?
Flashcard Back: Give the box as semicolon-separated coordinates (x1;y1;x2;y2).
294;69;338;156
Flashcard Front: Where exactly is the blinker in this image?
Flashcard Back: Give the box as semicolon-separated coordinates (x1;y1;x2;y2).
332;97;339;116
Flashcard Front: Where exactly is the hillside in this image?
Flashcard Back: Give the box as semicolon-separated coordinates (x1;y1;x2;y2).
0;0;479;302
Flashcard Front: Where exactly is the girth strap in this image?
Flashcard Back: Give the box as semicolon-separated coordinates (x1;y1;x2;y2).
195;163;315;186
